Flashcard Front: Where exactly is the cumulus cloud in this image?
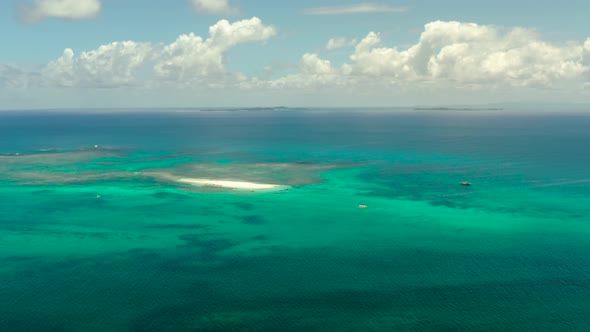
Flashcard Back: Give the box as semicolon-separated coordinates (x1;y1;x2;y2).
325;37;358;51
301;53;335;75
20;0;101;23
42;42;153;88
303;3;407;15
4;19;589;98
345;21;587;87
583;38;590;65
32;17;275;88
191;0;239;15
154;17;276;82
269;21;588;91
264;53;350;89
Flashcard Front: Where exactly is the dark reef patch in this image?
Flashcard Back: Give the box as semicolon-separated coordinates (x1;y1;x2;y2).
240;215;266;225
150;191;190;200
146;224;209;230
231;202;255;211
177;234;239;261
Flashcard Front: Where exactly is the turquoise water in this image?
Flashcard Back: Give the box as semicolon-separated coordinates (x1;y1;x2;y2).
0;109;589;331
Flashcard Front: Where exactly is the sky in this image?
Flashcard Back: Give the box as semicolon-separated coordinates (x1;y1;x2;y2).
1;0;589;109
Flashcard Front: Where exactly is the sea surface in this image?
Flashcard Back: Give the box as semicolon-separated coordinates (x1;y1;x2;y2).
0;109;589;331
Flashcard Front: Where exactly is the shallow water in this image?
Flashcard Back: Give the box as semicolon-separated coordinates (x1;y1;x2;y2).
0;109;589;331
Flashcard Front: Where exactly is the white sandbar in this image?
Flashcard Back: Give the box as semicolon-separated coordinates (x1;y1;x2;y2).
177;178;283;190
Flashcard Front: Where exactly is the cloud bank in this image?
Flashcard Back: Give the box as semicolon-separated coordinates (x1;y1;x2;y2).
2;18;589;108
272;21;589;90
34;17;276;88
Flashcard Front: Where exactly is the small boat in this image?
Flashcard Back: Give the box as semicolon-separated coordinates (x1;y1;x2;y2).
358;205;368;209
460;181;471;186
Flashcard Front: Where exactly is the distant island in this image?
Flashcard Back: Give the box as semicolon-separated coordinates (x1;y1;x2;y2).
198;106;307;112
413;107;503;111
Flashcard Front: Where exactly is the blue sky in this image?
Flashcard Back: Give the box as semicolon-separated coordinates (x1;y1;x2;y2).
1;0;589;109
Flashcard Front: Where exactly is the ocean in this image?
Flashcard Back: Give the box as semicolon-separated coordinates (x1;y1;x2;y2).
0;109;589;331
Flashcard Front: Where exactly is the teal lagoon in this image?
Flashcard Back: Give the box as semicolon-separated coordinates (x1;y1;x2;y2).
0;109;589;331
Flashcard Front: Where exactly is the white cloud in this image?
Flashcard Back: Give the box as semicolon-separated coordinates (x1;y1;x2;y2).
583;38;590;65
154;17;276;82
34;17;275;88
191;0;239;16
20;0;101;23
325;37;358;51
263;53;350;89
42;42;153;88
263;21;590;93
302;53;334;75
303;3;407;15
345;21;587;87
3;19;589;108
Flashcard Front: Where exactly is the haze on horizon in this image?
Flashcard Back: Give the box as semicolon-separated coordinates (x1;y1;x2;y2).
1;0;589;110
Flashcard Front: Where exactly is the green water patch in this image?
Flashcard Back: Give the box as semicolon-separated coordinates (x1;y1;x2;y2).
354;157;590;222
1;160;589;262
1;149;589;331
1;243;590;331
